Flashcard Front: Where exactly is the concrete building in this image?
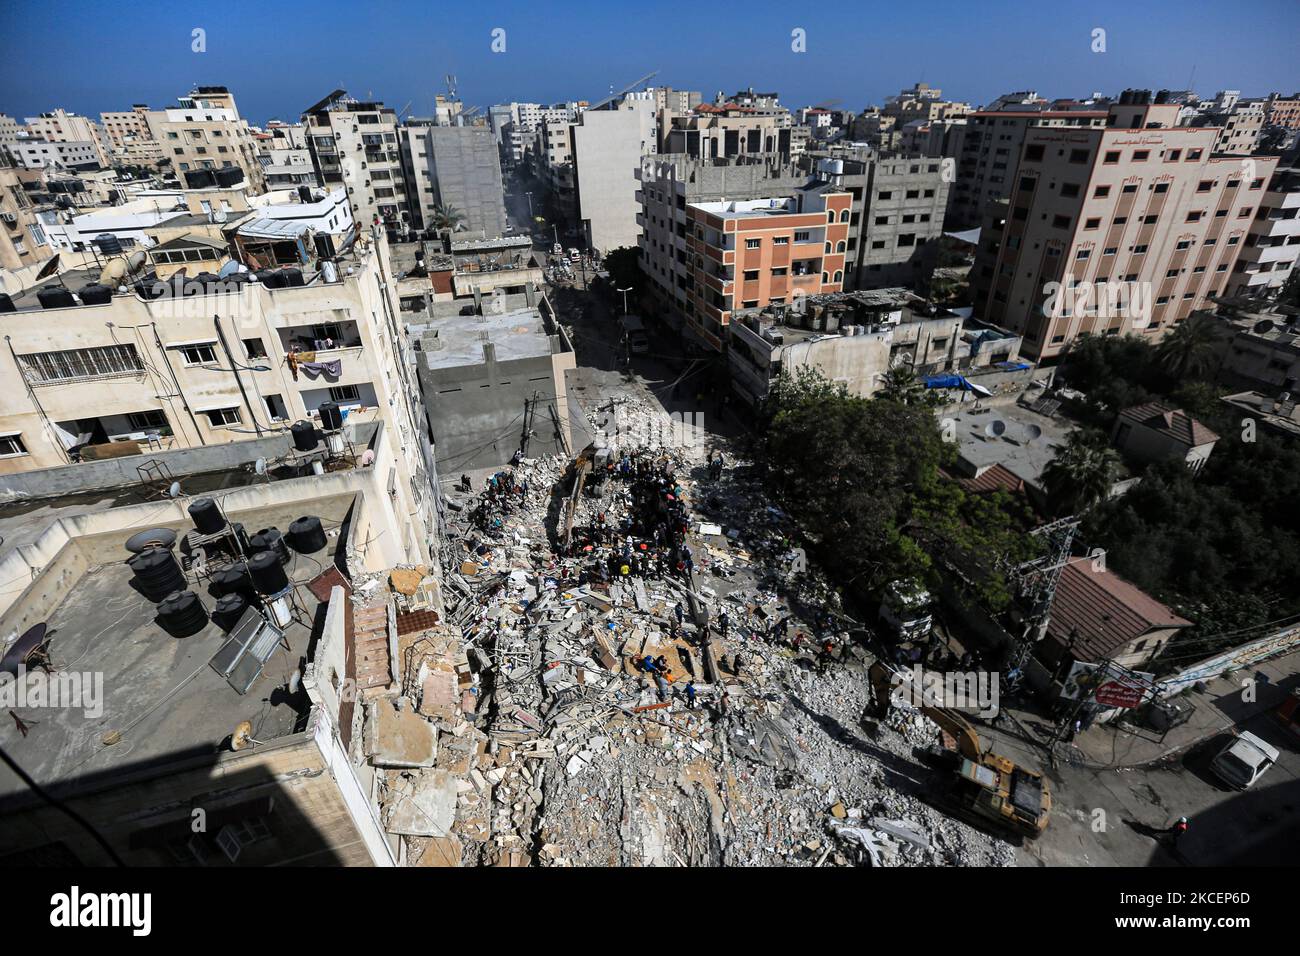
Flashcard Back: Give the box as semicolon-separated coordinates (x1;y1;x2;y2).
303;90;403;232
1111;402;1219;471
0;231;433;565
1210;302;1300;393
401;123;506;238
637;154;813;337
9;139;102;172
410;290;577;471
1265;93;1300;131
0;151;49;271
23;109;111;167
971;99;1278;360
0;411;444;866
0;113;21;146
158;87;267;193
1231;165;1300;297
1190;98;1265;155
677;186;851;350
663;104;804;159
571;94;658;254
726;288;1019;407
257;122;319;189
803;146;952;288
882;84;972;127
99;105;165;165
948;107;1108;229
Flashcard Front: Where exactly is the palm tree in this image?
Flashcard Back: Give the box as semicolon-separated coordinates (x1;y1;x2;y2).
431;203;465;236
1155;313;1224;379
878;364;925;405
1042;429;1120;515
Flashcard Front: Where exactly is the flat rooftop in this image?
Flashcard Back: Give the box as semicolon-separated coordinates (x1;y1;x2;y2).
0;559;320;802
690;197;797;219
947;403;1074;486
413;306;554;369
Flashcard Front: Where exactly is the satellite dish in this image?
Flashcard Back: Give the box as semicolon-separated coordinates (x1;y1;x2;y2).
1023;424;1043;442
168;481;182;498
985;420;1007;438
230;720;254;752
1254;319;1276;334
254;457;268;476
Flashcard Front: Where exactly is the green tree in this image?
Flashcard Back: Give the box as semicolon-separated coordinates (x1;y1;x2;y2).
877;364;926;405
1041;428;1120;516
1154;312;1225;379
603;246;642;292
431;204;465;235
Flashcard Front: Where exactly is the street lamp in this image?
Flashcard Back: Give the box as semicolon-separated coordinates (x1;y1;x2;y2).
525;191;534;221
617;286;633;315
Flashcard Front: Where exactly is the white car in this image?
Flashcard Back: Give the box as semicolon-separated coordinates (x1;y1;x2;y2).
1209;731;1280;789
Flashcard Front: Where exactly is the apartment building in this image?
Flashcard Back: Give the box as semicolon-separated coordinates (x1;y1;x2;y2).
257;121;319;188
802;146;951;288
1265;93;1300;131
571;94;658;254
158;87;267;192
676;186;851;350
99;104;166;165
1231;165;1300;297
8;139;101;171
948;107;1108;229
0;233;432;553
1191;99;1265;155
971;101;1278;360
303;91;403;232
662;104;805;159
637;154;812;336
0;152;48;270
400;123;506;237
0;113;21;146
23;109;111;166
882;84;972;127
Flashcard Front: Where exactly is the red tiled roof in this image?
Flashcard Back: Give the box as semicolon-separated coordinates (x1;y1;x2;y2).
1117;402;1219;447
1046;557;1193;662
958;463;1025;495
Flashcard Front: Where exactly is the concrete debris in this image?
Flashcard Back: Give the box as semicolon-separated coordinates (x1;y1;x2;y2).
357;393;1015;867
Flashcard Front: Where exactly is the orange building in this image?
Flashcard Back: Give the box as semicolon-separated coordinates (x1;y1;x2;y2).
682;187;851;349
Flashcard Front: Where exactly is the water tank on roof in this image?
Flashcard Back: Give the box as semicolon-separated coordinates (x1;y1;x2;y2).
259;269;286;289
37;286;77;309
287;516;327;555
321;260;338;283
78;284;113;305
211;562;253;598
290;420;318;452
184;169;217;189
298;185;314;204
188;497;227;535
248;550;289;595
281;268;305;287
250;528;290;564
93;235;123;256
214;166;244;187
128;547;187;603
156;589;209;638
212;592;252;632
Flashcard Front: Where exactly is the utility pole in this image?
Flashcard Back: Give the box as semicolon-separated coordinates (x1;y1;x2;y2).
617;286;633;315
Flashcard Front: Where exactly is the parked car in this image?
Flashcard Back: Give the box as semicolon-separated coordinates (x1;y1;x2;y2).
1209;731;1280;789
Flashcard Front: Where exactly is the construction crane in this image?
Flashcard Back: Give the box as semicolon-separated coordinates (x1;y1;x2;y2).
587;70;660;112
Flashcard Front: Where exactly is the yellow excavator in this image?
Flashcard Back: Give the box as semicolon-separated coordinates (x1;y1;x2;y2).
868;661;1051;840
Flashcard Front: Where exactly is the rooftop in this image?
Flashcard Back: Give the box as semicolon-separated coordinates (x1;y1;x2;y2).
690;197;799;219
948;403;1074;487
1046;557;1193;662
412;305;556;369
1116;402;1220;447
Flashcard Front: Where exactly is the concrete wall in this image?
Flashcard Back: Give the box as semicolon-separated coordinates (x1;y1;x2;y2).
428;126;507;239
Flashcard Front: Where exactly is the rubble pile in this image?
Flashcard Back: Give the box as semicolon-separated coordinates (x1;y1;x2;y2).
380;395;1014;866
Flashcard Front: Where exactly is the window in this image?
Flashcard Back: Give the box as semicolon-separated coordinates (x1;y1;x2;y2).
1175;240;1192;251
773;236;789;245
1025;144;1045;161
878;191;892;200
923;189;934;198
905;189;919;199
1153;182;1169;193
243;338;267;360
1104;150;1121;164
771;267;788;277
1166;149;1181;161
833;271;843;283
329;384;360;402
1133;150;1150;162
902;214;916;223
745;238;760;249
0;433;28;457
1132;244;1148;254
1085;217;1101;229
1051;214;1071;229
1121;183;1138;194
794;231;810;242
1103;246;1118;256
16;344;144;383
203;407;241;427
743;270;759;280
871;240;886;249
1186;211;1203;223
1187;149;1202;161
1061;183;1080;198
215;817;272;863
127;410;168;430
1076;249;1091;260
1069;148;1090;163
897;234;916;247
179;343;218;365
875;215;890;225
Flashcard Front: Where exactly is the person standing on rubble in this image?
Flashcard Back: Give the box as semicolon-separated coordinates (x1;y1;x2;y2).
655;671;669;702
685;681;697;709
719;610;730;639
675;602;685;626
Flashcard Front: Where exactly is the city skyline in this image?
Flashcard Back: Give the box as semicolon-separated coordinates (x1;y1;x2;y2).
2;0;1298;124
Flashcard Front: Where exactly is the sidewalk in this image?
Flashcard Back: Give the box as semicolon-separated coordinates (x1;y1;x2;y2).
1069;646;1300;769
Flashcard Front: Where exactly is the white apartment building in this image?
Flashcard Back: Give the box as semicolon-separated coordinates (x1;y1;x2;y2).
8;139;102;171
23;109;111;166
302;91;404;232
257;122;319;188
0;232;435;563
158;87;267;192
571;94;658;254
1232;166;1300;297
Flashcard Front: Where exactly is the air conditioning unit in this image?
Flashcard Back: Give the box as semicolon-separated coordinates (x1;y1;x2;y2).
0;212;16;224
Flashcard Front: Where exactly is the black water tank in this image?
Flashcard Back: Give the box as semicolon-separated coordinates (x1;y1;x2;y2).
184;169;216;189
287;516;327;554
260;269;286;289
250;527;290;564
188;497;227;535
318;401;344;431
78;283;113;305
37;286;77;309
290;420;318;451
128;548;186;602
94;235;123;256
125;527;178;554
211;562;253;598
157;590;209;638
282;268;305;287
248;550;289;594
298;185;314;204
215;166;244;187
0;293;15;313
212;592;251;632
228;521;251;553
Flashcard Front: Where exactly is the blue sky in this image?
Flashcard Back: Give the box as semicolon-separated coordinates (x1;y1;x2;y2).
1;0;1297;124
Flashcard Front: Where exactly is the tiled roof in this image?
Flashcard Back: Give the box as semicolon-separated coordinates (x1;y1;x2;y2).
958;463;1025;495
1117;402;1220;447
1046;557;1193;662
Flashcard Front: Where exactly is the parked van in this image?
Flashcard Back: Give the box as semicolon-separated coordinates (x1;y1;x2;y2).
620;314;650;355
